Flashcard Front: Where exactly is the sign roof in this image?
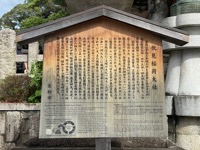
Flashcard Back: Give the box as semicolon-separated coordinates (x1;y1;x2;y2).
16;5;189;45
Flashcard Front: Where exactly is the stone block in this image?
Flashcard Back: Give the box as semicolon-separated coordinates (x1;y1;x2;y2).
0;112;5;134
178;49;200;95
20;118;30;134
29;111;40;138
6;111;21;142
176;117;200;135
0;135;4;150
166;96;173;115
174;96;200;116
168;116;175;134
16;111;40;146
176;135;200;150
20;111;35;134
165;51;181;95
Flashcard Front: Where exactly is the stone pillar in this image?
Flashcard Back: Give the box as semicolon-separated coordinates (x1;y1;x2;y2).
165;51;181;95
0;29;16;80
28;41;39;72
179;49;200;95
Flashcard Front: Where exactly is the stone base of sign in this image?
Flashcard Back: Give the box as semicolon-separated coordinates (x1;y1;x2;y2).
96;139;111;150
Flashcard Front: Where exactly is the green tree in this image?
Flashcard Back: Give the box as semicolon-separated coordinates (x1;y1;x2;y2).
0;0;69;30
0;4;33;30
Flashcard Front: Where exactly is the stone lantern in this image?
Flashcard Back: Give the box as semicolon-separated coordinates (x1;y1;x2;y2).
163;0;200;149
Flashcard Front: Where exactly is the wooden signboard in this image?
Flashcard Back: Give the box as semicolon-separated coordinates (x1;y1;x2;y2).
39;17;167;138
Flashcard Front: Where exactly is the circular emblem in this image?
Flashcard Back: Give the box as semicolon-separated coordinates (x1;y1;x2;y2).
58;121;76;134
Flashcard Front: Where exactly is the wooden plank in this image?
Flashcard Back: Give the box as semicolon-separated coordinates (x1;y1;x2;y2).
16;6;189;45
39;18;168;138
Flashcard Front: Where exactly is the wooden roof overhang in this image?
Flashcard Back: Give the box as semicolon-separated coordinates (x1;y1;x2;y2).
16;5;189;45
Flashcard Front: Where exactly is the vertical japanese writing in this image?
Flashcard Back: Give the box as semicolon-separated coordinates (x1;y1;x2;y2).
65;38;69;100
151;45;157;90
145;41;150;96
131;39;135;99
87;37;91;100
54;35;159;102
140;38;145;99
122;37;126;100
60;37;65;100
109;38;113;98
74;37;78;100
96;38;99;100
56;37;60;94
69;38;73;100
113;38;117;100
47;84;52;100
78;37;82;100
104;40;108;100
118;37;122;100
83;38;86;100
91;37;95;99
127;37;131;100
136;37;140;93
100;38;104;100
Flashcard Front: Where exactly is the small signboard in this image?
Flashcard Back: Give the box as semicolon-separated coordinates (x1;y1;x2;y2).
39;17;168;138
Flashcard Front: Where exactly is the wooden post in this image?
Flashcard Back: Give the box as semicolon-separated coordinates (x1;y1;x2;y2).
95;138;111;150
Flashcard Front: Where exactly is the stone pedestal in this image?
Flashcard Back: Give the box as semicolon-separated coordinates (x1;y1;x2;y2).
163;13;200;150
163;13;200;96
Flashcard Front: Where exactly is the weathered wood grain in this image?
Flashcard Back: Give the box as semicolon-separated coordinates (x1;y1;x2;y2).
40;18;167;138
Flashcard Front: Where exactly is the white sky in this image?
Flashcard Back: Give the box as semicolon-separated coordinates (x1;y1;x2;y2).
0;0;24;17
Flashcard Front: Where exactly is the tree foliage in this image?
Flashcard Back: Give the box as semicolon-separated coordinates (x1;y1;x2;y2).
28;61;43;103
0;0;69;30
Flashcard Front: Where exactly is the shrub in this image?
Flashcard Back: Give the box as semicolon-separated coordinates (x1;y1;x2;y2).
28;61;43;103
0;75;31;103
0;62;43;103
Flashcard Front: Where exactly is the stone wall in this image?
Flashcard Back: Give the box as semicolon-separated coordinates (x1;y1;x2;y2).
0;104;40;150
0;102;189;150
